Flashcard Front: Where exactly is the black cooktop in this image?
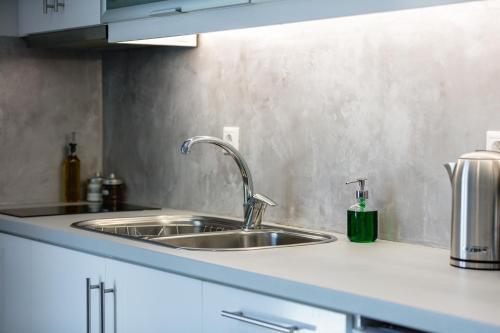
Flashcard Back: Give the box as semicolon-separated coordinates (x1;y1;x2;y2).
0;203;159;218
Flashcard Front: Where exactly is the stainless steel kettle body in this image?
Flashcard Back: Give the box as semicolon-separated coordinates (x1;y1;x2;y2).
445;151;500;270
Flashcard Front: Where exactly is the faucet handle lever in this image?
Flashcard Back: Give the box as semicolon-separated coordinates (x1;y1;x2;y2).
243;194;276;230
252;193;277;207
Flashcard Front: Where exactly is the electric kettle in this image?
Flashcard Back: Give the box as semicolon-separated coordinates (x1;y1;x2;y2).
445;151;500;270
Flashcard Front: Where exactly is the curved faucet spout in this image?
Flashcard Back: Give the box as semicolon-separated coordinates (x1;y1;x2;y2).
180;136;254;216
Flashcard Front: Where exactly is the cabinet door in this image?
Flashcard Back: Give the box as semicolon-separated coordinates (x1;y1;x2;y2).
103;0;248;23
0;233;32;333
31;241;105;333
19;0;101;35
203;282;347;333
105;259;203;333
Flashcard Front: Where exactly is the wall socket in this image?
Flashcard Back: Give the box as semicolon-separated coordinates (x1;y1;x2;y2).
486;131;500;152
223;126;239;150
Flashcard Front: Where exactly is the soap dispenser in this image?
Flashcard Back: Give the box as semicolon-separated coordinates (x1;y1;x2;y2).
345;178;378;243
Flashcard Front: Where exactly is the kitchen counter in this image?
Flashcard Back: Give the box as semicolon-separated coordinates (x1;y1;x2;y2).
0;209;499;333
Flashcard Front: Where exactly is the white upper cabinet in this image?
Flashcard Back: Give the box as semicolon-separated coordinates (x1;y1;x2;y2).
0;0;19;36
103;0;250;22
107;0;474;43
15;0;474;42
18;0;102;36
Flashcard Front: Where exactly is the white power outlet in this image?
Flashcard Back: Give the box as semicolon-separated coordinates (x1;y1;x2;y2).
223;126;240;150
486;131;500;152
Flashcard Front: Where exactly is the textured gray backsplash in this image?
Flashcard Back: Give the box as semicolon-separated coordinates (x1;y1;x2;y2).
0;37;102;204
103;1;500;248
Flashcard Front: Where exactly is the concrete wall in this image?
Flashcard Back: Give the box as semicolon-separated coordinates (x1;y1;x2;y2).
0;37;102;204
103;1;500;248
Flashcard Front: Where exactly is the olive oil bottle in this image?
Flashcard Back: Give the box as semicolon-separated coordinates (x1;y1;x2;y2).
346;178;378;243
62;132;81;202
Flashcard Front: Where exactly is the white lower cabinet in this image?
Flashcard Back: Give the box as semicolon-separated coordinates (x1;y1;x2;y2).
1;232;348;333
202;282;347;333
105;259;202;333
31;241;106;333
28;238;203;333
0;233;32;333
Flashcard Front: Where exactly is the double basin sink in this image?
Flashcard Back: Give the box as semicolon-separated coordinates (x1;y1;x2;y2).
72;215;336;251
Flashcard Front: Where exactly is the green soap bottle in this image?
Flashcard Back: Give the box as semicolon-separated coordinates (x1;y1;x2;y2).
346;178;378;243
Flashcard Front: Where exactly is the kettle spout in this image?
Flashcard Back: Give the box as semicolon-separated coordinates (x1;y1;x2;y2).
444;162;456;183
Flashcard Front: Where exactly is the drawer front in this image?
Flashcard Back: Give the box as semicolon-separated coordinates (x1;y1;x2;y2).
203;282;347;333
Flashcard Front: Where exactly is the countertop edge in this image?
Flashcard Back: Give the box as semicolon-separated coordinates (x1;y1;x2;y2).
0;214;497;333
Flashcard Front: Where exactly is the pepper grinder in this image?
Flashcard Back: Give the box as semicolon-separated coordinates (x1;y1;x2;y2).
102;173;124;209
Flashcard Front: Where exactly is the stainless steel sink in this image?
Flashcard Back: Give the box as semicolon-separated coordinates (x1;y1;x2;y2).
74;215;241;238
152;229;333;250
72;215;336;251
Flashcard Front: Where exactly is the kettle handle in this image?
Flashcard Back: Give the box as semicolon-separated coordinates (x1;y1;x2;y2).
444;162;456;183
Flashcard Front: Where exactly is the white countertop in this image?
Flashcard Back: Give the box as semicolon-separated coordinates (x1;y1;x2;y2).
0;208;499;333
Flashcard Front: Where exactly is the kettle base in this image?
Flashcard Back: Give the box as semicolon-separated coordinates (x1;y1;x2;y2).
450;257;500;270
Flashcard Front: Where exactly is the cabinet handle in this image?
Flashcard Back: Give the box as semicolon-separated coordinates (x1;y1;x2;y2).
43;0;55;13
54;0;65;12
181;0;249;12
221;311;300;333
149;8;182;17
86;278;100;333
99;282;115;333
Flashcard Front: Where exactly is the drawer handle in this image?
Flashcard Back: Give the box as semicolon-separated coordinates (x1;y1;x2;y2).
221;310;299;333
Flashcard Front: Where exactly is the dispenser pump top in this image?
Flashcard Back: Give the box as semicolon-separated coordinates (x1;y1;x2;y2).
346;178;369;199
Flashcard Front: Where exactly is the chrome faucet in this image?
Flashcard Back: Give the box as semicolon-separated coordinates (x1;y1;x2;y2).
180;136;276;230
